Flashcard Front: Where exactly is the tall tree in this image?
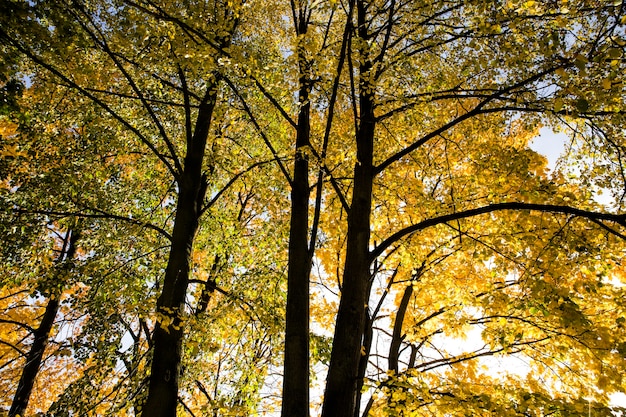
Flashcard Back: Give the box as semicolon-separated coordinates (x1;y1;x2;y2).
317;1;626;416
0;1;265;415
282;2;314;413
280;0;351;414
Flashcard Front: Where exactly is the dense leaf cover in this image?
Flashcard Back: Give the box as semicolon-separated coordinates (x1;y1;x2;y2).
1;0;626;416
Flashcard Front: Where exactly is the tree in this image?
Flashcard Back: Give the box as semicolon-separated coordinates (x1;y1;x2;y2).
2;1;284;415
0;56;171;415
313;1;626;416
1;0;626;416
9;225;80;417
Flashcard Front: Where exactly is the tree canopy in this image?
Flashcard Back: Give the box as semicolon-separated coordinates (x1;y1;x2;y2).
1;0;626;416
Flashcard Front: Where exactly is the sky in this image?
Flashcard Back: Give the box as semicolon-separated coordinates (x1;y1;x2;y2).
530;127;568;172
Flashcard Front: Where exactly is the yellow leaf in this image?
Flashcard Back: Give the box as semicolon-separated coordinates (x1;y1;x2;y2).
0;119;18;137
554;98;564;112
0;145;27;158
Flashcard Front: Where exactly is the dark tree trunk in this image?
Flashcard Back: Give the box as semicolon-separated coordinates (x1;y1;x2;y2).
321;2;376;415
282;10;312;416
142;86;217;417
10;300;61;417
354;307;373;417
388;284;413;373
320;119;374;416
10;228;80;417
321;3;375;414
320;113;374;417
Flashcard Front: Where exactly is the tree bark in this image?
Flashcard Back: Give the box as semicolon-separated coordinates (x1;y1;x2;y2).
10;228;80;417
282;9;312;416
321;1;375;413
353;307;373;417
388;284;413;374
321;116;374;416
142;85;217;417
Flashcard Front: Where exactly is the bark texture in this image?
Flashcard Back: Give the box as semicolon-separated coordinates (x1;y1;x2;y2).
321;1;375;413
142;87;217;417
281;9;312;416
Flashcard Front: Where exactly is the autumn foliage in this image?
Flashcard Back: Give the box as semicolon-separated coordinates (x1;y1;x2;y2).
1;0;626;416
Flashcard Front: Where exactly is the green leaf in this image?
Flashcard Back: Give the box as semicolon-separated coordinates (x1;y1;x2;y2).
575;97;589;112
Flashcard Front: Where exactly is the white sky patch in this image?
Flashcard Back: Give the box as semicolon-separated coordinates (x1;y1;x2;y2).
529;127;568;172
530;126;615;207
611;392;626;409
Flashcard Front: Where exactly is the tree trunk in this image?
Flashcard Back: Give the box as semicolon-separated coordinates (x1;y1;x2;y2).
320;117;374;417
321;2;375;415
10;228;80;417
354;307;373;417
388;284;413;374
142;86;217;417
282;12;312;416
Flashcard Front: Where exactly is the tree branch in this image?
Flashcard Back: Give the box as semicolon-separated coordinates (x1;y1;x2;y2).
371;202;626;260
222;77;293;186
13;207;173;241
0;28;181;181
374;64;566;174
0;319;34;333
200;158;278;215
0;339;27;357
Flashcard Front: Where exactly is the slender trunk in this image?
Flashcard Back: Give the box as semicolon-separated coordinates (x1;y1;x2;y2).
388;284;413;373
385;284;413;412
195;255;221;316
353;307;373;417
10;301;60;417
282;12;312;415
321;2;375;413
10;228;80;417
142;85;217;417
320;119;373;415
